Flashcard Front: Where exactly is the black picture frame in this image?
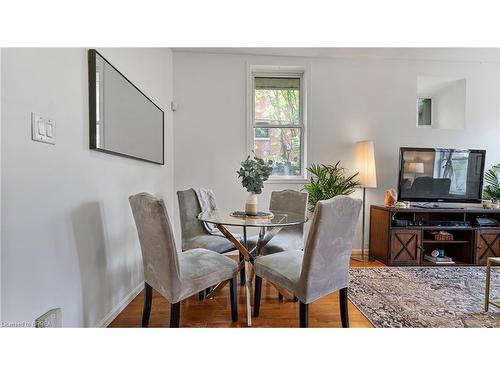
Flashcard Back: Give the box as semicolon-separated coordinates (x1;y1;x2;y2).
88;49;165;165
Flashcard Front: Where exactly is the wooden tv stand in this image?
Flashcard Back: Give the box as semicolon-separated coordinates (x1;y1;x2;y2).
369;205;500;266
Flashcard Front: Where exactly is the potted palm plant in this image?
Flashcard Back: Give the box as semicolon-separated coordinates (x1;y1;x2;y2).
303;162;360;212
483;164;500;207
237;155;273;215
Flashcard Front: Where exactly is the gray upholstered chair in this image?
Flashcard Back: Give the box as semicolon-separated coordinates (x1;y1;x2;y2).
129;193;239;327
253;195;362;328
178;188;244;293
177;188;237;254
247;189;308;256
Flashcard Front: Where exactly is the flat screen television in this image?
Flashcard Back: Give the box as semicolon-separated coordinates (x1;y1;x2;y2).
398;147;486;203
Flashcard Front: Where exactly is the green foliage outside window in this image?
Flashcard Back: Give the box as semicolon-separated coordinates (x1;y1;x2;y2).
254;83;302;176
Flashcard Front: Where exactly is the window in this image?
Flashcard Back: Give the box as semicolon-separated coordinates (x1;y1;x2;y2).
249;68;306;181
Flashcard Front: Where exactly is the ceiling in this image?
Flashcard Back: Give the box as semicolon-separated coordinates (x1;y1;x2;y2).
173;48;500;63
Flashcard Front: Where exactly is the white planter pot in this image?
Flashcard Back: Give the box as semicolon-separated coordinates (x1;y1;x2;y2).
245;193;258;215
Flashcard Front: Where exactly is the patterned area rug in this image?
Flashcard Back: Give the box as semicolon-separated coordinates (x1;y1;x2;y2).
348;267;500;328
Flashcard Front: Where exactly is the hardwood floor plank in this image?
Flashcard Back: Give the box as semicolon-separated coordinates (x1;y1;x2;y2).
108;259;383;328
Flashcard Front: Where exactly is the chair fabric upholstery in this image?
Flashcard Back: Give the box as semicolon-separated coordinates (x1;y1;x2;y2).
183;234;237;254
254;195;362;304
253;250;303;293
129;193;238;304
177;188;237;253
246;189;308;255
178;248;238;301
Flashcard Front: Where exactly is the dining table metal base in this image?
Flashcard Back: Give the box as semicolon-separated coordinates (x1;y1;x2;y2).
209;224;253;326
198;210;307;327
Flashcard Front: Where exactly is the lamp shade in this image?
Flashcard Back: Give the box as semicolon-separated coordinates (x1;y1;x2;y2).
408;162;424;174
355;140;377;188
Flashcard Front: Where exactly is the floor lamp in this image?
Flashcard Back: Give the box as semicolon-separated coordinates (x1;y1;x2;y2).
352;140;377;262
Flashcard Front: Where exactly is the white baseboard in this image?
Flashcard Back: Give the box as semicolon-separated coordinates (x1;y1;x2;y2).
351;248;363;255
97;282;144;328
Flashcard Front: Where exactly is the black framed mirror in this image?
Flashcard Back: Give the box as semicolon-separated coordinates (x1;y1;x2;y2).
88;49;164;164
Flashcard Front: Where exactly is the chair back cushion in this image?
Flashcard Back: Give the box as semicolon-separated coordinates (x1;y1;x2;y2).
129;193;181;301
270;189;308;216
177;189;208;245
269;190;308;250
298;195;362;303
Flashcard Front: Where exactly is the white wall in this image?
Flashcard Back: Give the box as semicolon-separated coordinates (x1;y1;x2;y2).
172;51;500;248
434;79;466;129
1;48;174;327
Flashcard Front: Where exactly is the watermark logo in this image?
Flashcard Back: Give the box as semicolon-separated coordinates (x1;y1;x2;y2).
1;320;50;328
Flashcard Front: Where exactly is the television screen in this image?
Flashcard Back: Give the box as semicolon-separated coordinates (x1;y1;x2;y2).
398;148;485;203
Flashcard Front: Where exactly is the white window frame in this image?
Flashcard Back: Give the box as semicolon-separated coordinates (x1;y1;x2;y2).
246;64;309;183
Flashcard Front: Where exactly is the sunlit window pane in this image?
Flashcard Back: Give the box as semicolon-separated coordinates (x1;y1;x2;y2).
253;127;301;176
254;77;300;126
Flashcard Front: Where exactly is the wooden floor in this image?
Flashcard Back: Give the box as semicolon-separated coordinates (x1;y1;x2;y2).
109;259;384;328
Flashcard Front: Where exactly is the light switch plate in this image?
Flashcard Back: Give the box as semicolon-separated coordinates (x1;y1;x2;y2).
31;113;56;145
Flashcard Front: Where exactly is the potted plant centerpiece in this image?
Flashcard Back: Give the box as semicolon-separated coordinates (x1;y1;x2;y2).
303;162;360;213
237;155;273;215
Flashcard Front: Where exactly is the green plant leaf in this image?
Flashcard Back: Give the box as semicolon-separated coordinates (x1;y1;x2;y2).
483;164;500;201
302;162;360;211
236;155;274;194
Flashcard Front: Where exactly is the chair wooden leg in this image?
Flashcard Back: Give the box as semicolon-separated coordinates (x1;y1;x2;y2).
339;287;349;328
239;252;246;285
254;276;262;317
198;290;205;301
229;277;238;322
170;302;180;328
299;302;308;328
142;282;152;327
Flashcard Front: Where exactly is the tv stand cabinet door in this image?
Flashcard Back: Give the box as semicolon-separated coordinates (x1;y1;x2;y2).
476;230;500;265
389;229;422;265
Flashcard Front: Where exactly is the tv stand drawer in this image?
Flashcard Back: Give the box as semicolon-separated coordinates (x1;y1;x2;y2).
476;230;500;265
389;229;422;265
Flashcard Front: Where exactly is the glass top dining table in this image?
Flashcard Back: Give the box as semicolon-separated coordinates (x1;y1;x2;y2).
198;210;307;228
198;210;308;327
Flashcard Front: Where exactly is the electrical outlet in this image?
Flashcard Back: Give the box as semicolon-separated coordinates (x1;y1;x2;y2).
31;113;56;145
